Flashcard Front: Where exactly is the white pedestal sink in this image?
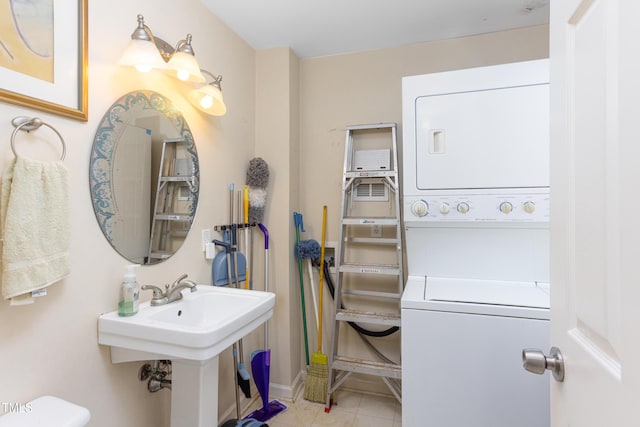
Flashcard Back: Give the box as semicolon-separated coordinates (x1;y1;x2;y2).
98;285;275;427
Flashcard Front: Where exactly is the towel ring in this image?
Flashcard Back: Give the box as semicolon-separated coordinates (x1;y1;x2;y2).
10;116;66;161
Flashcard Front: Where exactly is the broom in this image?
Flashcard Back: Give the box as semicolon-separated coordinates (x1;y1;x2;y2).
303;205;328;403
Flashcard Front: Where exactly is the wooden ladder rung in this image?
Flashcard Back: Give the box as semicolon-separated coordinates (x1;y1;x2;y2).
336;309;401;326
332;356;402;379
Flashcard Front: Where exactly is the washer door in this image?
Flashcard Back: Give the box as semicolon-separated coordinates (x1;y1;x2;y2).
401;307;550;427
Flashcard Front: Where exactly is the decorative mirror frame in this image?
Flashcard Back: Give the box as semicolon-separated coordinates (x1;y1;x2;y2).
90;90;199;257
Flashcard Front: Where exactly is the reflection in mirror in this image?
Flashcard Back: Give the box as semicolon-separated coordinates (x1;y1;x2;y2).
90;91;199;264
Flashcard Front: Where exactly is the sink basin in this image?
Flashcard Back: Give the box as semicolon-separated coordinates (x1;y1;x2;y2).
99;285;276;427
98;285;275;361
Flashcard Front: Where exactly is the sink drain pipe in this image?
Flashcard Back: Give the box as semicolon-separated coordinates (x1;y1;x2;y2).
139;360;172;392
148;376;172;392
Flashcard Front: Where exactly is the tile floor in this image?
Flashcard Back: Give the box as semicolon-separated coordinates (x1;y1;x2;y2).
245;389;402;427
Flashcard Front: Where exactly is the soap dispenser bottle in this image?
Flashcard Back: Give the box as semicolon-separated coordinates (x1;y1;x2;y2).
118;264;140;316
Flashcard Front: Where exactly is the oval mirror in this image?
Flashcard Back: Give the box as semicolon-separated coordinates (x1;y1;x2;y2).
90;90;199;264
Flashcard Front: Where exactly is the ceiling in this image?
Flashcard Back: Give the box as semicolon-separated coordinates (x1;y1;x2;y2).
200;0;550;59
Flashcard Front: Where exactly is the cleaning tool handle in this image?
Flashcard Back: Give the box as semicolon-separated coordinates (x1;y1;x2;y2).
229;183;234;225
244;186;249;223
318;205;327;352
213;239;231;253
294;213;310;366
259;224;269;249
243;187;250;290
231;223;238;246
259;223;270;344
294;212;305;232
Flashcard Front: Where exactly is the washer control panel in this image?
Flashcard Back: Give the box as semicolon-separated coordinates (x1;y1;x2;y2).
404;192;549;223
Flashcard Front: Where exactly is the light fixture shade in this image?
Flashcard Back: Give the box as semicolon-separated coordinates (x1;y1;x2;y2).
119;15;168;73
168;51;205;82
118;39;168;72
188;84;227;116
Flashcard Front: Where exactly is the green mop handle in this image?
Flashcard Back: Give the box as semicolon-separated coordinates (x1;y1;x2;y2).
294;212;310;367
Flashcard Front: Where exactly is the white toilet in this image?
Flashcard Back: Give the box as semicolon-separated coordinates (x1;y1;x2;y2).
0;396;90;427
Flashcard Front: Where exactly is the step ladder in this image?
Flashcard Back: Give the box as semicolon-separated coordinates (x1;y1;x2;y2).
325;123;403;410
148;137;195;263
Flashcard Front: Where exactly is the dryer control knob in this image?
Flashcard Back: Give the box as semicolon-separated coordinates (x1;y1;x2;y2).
411;200;429;217
457;202;470;214
523;201;536;214
499;202;513;214
440;203;450;215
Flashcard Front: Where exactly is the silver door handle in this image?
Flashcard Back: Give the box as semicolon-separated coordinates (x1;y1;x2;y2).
522;346;565;382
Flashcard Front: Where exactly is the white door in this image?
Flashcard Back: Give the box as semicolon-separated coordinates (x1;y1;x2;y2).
549;0;640;425
112;124;152;263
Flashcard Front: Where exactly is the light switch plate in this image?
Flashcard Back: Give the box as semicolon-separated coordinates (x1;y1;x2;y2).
201;229;211;252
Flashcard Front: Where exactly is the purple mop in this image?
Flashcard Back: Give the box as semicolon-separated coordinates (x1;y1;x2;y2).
244;224;287;422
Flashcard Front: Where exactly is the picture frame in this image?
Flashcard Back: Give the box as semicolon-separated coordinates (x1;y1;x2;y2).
0;0;88;121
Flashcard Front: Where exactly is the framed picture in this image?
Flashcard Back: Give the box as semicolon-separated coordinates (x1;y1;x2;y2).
0;0;88;121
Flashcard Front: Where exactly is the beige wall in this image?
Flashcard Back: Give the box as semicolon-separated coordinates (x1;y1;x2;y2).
297;25;550;393
255;47;303;397
0;0;257;426
0;8;549;425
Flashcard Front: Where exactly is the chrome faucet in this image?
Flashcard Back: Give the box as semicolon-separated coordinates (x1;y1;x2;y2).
142;274;197;306
166;275;197;303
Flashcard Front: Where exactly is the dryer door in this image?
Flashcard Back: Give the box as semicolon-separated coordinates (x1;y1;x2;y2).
415;83;549;190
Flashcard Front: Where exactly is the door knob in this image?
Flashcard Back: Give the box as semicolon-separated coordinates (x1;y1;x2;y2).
522;346;565;382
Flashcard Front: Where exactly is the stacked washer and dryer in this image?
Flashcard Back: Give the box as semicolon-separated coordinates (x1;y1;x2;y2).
400;60;551;427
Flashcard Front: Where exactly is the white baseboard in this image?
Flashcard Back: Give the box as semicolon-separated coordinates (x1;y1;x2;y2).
270;369;304;401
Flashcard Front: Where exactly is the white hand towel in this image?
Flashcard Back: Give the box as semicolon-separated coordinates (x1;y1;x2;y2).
0;157;70;302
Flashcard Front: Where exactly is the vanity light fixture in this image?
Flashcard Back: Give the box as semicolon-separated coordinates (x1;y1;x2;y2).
118;15;168;72
188;71;227;116
166;35;205;83
119;15;205;82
